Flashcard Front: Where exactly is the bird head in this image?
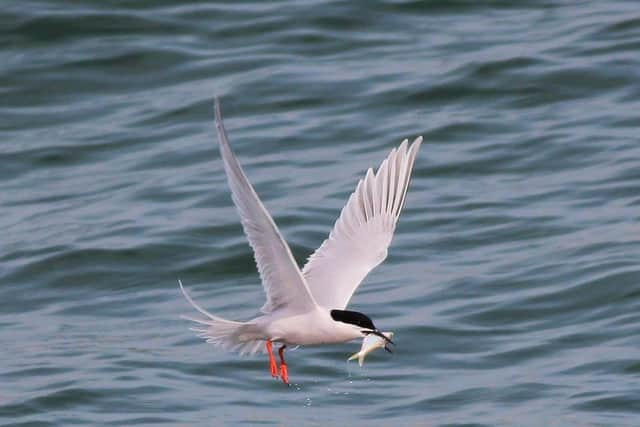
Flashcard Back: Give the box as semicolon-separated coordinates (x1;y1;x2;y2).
330;309;395;351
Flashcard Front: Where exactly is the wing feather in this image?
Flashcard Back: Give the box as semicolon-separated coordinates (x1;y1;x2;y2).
214;98;317;314
302;137;422;309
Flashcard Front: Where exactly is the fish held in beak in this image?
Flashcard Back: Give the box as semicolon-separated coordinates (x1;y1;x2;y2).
348;331;394;367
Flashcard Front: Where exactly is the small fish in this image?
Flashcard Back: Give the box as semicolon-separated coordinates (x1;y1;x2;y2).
348;332;394;366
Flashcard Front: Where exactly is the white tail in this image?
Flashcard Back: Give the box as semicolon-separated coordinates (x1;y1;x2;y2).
179;280;265;355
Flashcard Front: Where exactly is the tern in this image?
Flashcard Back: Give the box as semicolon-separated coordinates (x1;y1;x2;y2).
180;97;422;385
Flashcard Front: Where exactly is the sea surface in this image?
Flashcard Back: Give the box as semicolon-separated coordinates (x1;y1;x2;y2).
2;1;640;426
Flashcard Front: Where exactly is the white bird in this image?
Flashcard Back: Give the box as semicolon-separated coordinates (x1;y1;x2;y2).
180;97;422;385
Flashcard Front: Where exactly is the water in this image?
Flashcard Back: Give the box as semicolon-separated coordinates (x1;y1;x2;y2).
2;1;640;425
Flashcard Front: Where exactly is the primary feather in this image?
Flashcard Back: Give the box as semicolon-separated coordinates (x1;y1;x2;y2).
214;98;317;314
302;137;422;309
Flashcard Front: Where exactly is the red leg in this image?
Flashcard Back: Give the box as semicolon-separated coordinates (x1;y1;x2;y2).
266;340;278;378
278;345;289;385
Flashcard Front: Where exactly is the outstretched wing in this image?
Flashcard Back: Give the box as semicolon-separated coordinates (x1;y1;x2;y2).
214;97;317;314
302;137;422;309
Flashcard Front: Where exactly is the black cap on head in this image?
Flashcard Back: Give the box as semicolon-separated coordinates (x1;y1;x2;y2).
330;309;376;330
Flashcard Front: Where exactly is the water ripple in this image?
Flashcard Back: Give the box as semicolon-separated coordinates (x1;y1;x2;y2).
2;0;640;426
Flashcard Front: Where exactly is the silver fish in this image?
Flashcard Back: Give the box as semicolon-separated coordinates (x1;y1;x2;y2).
348;332;394;366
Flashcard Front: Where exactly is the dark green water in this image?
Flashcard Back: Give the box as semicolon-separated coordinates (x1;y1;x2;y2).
2;1;640;426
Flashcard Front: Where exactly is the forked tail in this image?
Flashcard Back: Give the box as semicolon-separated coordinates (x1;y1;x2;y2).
178;280;265;355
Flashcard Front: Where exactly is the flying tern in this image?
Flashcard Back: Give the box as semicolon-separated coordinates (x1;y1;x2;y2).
180;97;422;385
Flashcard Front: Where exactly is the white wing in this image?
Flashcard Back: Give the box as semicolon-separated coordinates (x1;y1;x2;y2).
213;98;317;314
302;137;422;309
